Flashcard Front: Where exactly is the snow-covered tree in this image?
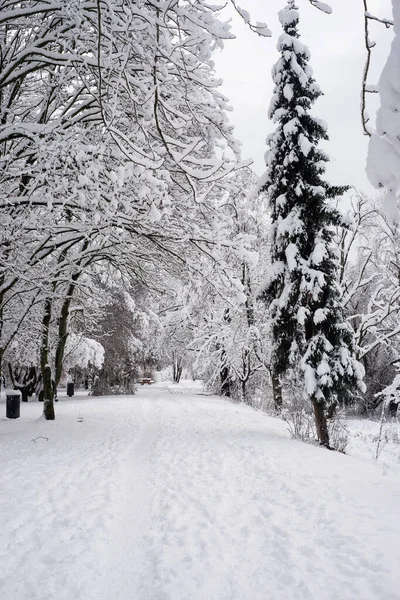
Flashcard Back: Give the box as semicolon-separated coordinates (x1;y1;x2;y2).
338;194;400;411
184;169;271;402
366;1;400;220
259;1;365;447
1;0;260;418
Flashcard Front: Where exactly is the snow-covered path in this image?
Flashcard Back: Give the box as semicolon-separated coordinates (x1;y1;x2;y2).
1;385;399;600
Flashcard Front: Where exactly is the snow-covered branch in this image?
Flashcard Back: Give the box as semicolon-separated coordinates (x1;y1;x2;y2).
308;1;332;15
230;1;271;37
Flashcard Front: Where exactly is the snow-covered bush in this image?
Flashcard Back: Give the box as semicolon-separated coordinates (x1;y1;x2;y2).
282;396;316;442
328;410;350;454
64;335;105;372
281;372;315;441
281;370;349;451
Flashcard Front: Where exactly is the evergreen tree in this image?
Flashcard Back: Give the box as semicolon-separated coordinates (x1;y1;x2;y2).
259;0;365;447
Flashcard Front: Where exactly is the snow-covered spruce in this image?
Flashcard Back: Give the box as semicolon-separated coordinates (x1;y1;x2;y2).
258;1;365;447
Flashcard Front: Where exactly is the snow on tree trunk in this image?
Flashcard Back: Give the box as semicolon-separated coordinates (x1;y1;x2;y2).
259;1;365;448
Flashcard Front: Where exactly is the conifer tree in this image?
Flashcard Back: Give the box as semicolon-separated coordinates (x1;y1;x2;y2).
259;0;365;447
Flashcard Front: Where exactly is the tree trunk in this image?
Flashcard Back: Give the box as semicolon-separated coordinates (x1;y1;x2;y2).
271;369;283;411
54;287;73;387
41;298;55;420
172;352;183;383
220;362;231;397
54;269;83;387
0;274;5;395
0;347;3;397
242;263;255;327
241;378;247;404
312;398;330;448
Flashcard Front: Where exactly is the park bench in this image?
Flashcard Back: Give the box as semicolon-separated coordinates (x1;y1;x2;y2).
139;378;153;385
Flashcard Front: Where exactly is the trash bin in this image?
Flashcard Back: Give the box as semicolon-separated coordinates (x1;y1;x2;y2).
66;382;75;397
6;392;21;419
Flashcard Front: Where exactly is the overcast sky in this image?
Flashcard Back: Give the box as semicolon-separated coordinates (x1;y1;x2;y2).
215;0;393;199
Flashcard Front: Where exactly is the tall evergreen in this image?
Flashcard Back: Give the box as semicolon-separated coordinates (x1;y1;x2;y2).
259;1;365;447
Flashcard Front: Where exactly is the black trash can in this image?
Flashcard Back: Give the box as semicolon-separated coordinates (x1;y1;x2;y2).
6;393;21;419
66;382;75;397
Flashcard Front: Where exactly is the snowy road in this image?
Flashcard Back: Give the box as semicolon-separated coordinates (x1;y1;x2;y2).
0;384;399;600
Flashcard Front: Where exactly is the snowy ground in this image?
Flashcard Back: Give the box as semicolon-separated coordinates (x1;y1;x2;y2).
1;383;399;600
347;415;400;466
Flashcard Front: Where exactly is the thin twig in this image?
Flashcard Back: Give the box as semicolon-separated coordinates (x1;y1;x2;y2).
375;401;386;460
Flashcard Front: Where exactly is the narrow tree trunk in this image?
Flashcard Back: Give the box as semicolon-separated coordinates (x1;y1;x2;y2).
271;369;283;411
176;362;182;383
172;352;183;383
220;360;231;397
0;348;4;397
54;240;89;388
41;298;55;420
219;306;232;394
312;398;330;448
54;275;79;387
243;263;255;327
0;281;5;395
219;309;232;397
241;378;247;403
241;350;251;404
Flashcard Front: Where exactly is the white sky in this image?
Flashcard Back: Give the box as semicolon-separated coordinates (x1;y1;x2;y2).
215;0;394;199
